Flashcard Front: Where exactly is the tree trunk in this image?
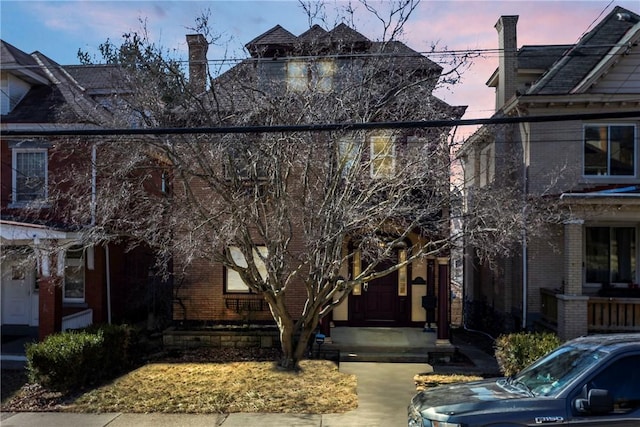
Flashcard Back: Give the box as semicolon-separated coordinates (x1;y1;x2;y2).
274;312;319;371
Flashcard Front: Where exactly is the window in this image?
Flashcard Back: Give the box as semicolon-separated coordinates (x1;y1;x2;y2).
584;124;636;176
64;246;85;302
225;246;268;293
479;144;494;186
12;148;48;204
224;141;267;181
585;355;640;414
370;134;395;177
286;59;335;92
586;226;636;285
337;137;359;176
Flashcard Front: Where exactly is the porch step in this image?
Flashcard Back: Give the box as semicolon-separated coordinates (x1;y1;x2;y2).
339;351;431;363
322;343;448;363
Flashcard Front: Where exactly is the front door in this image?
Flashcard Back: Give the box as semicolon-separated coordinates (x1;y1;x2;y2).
361;270;397;321
1;258;35;325
349;256;410;325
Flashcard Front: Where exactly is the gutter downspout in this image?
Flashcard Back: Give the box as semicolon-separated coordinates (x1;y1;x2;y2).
518;109;529;330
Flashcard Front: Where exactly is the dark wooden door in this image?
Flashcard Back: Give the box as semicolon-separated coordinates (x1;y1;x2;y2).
362;270;397;321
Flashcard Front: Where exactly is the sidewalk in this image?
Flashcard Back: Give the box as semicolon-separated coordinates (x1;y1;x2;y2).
1;362;428;427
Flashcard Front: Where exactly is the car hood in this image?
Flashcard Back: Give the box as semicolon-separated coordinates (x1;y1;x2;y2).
412;378;535;417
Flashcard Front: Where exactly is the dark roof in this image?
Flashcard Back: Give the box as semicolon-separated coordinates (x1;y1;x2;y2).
298;24;329;43
517;45;571;70
371;40;442;74
245;25;299;56
1;40;48;83
65;64;130;94
327;23;370;44
1;84;65;123
528;6;640;94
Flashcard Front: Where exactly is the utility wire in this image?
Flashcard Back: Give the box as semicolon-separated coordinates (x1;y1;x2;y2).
3;110;638;138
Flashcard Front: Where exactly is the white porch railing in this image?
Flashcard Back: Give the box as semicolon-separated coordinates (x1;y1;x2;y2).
62;308;93;331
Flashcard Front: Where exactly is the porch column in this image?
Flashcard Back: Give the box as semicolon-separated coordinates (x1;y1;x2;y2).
437;258;450;341
558;220;587;340
37;248;63;341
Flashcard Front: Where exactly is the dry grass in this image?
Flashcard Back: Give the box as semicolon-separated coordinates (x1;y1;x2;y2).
414;373;483;392
65;360;357;414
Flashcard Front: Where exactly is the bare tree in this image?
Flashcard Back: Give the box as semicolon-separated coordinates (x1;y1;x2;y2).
57;2;493;370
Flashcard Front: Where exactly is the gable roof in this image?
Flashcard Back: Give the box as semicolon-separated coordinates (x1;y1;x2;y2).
1;39;114;125
1;40;49;84
245;25;299;56
528;6;640;95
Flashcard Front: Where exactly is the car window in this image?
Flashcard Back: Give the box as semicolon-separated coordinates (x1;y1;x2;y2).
514;345;608;396
587;355;640;414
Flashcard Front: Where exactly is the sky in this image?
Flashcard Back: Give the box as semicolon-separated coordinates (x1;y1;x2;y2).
1;0;638;137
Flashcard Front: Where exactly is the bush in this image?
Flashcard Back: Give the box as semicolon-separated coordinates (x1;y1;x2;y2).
494;332;562;376
26;324;139;391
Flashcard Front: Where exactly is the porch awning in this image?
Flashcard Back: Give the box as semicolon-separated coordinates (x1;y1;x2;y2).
0;220;80;244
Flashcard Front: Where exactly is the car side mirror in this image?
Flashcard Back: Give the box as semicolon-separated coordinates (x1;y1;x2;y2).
574;388;613;415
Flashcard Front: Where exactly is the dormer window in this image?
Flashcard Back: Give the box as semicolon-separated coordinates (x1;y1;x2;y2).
1;72;32;115
286;59;335;92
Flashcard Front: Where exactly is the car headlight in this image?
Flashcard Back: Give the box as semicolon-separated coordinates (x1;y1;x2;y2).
408;406;461;427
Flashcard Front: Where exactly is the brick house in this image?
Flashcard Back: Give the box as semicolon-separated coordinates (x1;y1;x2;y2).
1;40;160;341
170;24;465;341
458;6;640;340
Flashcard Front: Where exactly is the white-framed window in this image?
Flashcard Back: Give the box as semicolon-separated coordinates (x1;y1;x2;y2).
370;134;395;177
225;246;268;293
64;246;85;302
1;72;31;115
337;137;360;176
286;59;335;92
584;124;636;177
12;147;48;205
586;226;637;286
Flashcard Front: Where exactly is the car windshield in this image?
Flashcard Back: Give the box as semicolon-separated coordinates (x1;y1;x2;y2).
512;344;609;397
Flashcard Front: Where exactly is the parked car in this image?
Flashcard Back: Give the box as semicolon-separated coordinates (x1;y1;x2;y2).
408;334;640;426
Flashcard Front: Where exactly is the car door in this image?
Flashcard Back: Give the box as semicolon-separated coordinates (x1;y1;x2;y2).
567;353;640;426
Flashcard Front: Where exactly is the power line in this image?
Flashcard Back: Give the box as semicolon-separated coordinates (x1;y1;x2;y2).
4;110;638;138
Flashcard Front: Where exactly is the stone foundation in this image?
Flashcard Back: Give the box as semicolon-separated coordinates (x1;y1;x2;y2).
163;326;280;350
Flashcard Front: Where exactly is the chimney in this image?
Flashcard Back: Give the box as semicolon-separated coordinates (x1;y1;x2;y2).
495;16;518;110
186;34;208;94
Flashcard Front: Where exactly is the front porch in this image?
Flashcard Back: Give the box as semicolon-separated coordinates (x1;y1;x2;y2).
540;287;640;335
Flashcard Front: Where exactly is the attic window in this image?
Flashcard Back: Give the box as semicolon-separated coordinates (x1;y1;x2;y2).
286;59;335;92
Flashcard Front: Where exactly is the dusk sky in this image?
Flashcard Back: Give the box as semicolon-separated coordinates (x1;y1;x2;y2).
2;1;638;138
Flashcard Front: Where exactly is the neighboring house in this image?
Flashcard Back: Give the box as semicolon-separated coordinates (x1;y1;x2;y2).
172;24;465;340
1;40;159;342
458;6;640;340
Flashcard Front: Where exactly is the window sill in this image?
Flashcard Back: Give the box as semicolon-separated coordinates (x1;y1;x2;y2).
63;302;88;308
8;201;51;210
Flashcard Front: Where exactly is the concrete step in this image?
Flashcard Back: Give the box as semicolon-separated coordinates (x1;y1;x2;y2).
340;351;430;363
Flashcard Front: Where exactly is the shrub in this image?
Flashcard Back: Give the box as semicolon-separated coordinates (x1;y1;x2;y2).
26;324;140;391
26;330;103;391
494;332;562;377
